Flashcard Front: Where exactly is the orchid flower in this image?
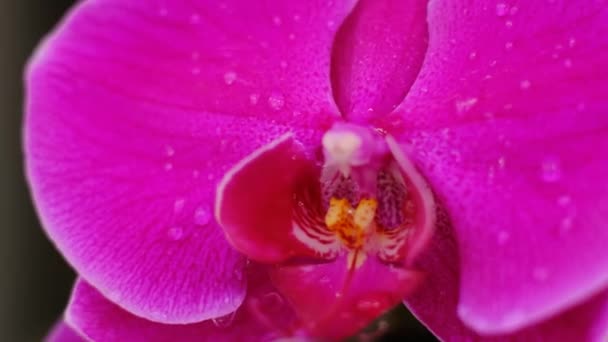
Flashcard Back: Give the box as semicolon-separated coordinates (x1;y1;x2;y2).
25;0;608;341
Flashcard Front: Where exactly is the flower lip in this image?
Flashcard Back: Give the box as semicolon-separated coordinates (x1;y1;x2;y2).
292;123;436;266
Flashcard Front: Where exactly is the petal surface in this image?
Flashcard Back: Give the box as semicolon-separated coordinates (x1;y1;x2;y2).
46;321;85;342
380;1;608;333
406;210;608;341
331;0;428;122
271;256;423;340
25;0;355;323
216;133;331;263
66;273;295;342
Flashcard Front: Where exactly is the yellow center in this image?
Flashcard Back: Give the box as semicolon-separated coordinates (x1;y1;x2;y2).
324;197;378;249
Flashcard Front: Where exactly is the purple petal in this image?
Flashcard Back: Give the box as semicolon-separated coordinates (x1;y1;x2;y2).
25;0;355;323
46;321;85;342
406;211;608;341
66;272;296;342
380;1;608;333
331;0;428;122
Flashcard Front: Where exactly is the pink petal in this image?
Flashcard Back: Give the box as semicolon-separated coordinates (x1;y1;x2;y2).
331;0;428;122
379;1;608;333
216;133;330;263
46;321;85;342
66;272;296;342
271;255;423;340
406;211;608;341
25;0;355;323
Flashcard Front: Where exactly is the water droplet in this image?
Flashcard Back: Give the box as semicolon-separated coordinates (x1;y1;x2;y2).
532;267;549;281
469;51;478;60
272;16;282;26
268;93;285;110
319;276;330;284
158;8;168;16
194;206;211;226
557;195;571;207
167;226;184;241
497;156;506;169
455;97;478;114
212;311;236;328
497;230;510;245
563;59;573;68
279;60;288;69
357;299;382;311
541;156;562;183
190;13;201;24
293;14;301;22
327;20;335;28
223;71;237;85
249;93;259;105
192;170;200;178
165;145;175;157
505;20;513;28
288;33;296;40
173;198;186;214
191;67;201;75
505;41;514;51
568;37;576;48
519;79;531;90
509;6;519;15
191;52;200;60
164;162;173;171
560;216;574;233
495;3;508;16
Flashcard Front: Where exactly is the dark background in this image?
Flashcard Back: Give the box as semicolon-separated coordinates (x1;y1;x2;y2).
0;1;436;340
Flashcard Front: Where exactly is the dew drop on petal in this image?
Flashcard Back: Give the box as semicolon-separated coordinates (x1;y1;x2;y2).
212;311;236;328
165;145;175;157
540;156;562;183
497;156;506;169
560;216;574;234
520;79;531;90
455;97;478;114
190;13;201;24
223;71;237;85
164;162;173;171
505;41;514;51
357;299;382;311
557;195;572;207
496;3;508;16
268;93;285;110
249;93;260;105
167;226;184;241
194;206;211;226
564;59;573;68
173;198;186;214
272;16;282;26
497;230;510;245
